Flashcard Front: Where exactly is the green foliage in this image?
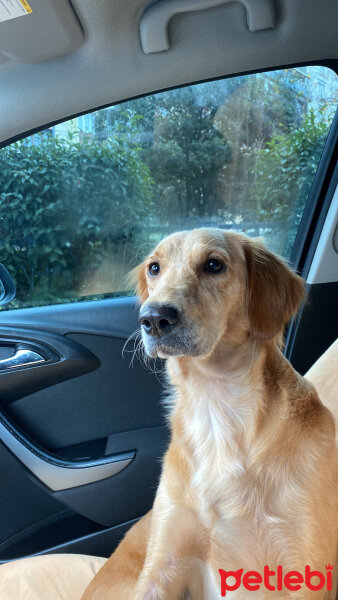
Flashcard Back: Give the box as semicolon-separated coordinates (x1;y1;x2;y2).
0;67;336;310
250;107;332;254
93;88;232;221
0;125;154;307
146;87;232;219
210;71;312;220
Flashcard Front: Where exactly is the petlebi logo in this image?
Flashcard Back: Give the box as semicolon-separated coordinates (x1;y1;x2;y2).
218;564;334;596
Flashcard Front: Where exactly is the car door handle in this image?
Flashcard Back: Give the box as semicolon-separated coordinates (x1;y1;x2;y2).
0;349;45;371
0;327;100;405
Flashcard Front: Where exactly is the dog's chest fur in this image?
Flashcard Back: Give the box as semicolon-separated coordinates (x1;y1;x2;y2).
182;377;259;515
177;376;306;573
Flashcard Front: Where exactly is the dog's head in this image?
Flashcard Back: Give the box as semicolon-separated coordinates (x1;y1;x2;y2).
131;228;304;359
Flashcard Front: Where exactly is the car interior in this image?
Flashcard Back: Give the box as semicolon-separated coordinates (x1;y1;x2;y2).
0;0;337;585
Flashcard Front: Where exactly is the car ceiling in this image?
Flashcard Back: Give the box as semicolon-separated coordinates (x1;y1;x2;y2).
0;0;337;145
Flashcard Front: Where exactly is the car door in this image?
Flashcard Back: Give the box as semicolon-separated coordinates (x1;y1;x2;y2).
0;64;337;562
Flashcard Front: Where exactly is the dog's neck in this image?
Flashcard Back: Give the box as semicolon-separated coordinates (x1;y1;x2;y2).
166;337;286;452
168;335;270;402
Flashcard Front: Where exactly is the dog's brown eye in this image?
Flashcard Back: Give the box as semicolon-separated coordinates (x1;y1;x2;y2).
149;262;160;277
204;258;225;274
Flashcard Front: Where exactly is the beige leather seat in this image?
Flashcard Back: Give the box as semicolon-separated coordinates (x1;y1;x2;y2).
0;339;337;600
0;553;107;600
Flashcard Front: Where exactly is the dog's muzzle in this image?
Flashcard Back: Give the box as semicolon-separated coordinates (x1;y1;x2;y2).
139;303;179;337
139;303;202;358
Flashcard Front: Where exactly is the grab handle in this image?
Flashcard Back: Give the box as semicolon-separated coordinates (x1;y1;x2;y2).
140;0;276;54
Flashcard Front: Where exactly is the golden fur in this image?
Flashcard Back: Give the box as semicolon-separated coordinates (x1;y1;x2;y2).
83;228;338;600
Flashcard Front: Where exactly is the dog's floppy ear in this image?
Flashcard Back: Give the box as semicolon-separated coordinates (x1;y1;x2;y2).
128;262;148;303
243;239;305;340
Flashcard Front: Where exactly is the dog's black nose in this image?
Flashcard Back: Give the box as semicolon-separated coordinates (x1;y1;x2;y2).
139;304;179;336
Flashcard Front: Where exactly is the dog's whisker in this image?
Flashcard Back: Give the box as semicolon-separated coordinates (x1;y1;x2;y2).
122;328;141;357
122;329;146;369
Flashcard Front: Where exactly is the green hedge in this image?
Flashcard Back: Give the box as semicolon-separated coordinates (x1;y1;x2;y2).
0;129;154;307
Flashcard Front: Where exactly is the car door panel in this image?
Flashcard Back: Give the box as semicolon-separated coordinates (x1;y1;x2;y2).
53;425;169;526
0;443;68;552
6;332;165;449
0;410;135;491
0;299;169;560
287;281;338;374
0;297;140;337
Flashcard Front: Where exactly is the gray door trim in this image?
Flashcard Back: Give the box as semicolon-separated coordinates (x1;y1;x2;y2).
0;413;134;491
306;184;338;285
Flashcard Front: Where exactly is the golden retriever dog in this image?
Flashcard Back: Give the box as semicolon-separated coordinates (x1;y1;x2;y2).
83;228;338;600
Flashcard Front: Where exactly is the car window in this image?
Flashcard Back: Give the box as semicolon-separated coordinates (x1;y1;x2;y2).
0;66;337;310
